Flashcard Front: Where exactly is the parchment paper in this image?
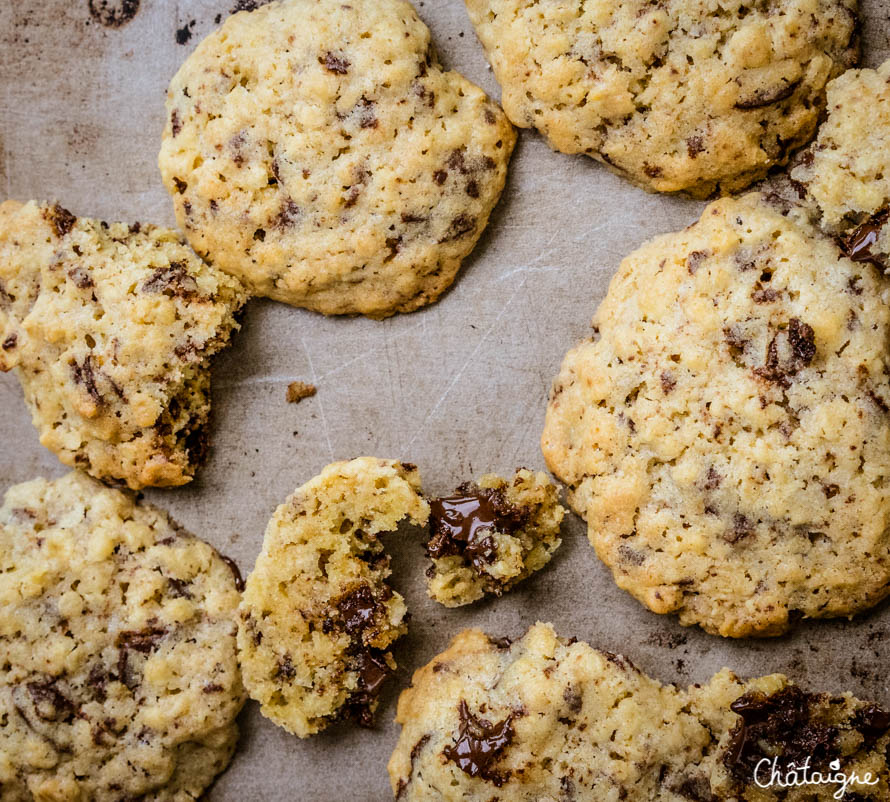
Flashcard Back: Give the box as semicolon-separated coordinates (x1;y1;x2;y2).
1;2;889;799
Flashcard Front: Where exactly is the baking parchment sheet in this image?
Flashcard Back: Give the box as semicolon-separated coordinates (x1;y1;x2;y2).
1;1;889;799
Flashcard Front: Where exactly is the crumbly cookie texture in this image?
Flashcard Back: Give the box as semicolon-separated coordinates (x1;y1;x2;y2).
542;192;890;638
237;458;430;737
0;200;246;489
389;622;890;800
425;469;564;607
159;0;515;318
0;472;245;802
788;59;890;269
465;0;858;198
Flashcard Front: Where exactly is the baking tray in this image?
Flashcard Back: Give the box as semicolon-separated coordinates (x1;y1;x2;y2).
1;1;888;799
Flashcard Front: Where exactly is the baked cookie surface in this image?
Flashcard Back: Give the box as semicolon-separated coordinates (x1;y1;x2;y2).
789;59;890;270
425;469;564;607
159;0;515;318
237;458;430;737
466;0;858;197
0;200;246;489
542;192;890;637
389;622;890;800
0;471;245;802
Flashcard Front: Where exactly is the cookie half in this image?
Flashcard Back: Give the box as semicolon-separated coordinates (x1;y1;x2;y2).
466;0;858;197
425;469;564;607
237;458;430;737
389;622;890;800
542;192;890;637
0;200;246;489
0;472;245;802
159;0;516;318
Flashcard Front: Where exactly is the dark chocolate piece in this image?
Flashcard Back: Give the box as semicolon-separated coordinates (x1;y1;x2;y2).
443;700;515;785
840;210;889;268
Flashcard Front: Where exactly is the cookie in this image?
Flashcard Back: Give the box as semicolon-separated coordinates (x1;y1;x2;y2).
0;200;246;489
465;0;858;198
425;469;564;607
158;0;516;318
0;471;245;802
389;622;890;800
237;458;430;737
542;192;890;637
787;59;890;270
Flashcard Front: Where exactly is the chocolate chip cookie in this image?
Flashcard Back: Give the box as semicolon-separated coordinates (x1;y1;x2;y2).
425;469;564;607
787;59;890;271
466;0;858;197
542;192;890;637
0;471;245;801
237;458;430;737
390;622;890;800
159;0;515;318
0;200;246;489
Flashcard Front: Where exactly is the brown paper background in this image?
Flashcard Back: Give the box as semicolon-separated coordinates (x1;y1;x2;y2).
1;1;889;799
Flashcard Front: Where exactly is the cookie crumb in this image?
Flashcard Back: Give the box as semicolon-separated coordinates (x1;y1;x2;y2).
286;381;317;403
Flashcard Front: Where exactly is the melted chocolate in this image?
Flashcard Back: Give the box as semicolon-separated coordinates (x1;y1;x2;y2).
427;484;527;574
443;700;515;786
754;318;816;387
840;209;889;268
723;687;838;781
346;649;393;727
220;554;245;591
335;584;385;637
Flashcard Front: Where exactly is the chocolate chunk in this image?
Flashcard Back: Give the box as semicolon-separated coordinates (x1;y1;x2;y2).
67;267;94;289
286;381;317;403
618;543;646;565
854;704;890;744
2;333;17;350
42;204;77;237
840;209;889;268
277;656;296;679
71;354;103;405
356;97;378;129
447;149;469;174
175;21;194;45
345;649;394;727
116;627;166;690
466;180;480;198
273;198;301;228
443;700;515;785
686;250;709;275
322;51;350;74
751;284;778;304
674;777;718;802
170;109;183;136
754;318;816;387
724;513;753;545
88;0;140;29
334;584;386;638
141;261;199;299
427;484;527;575
643;163;663;178
167;577;192;599
660;371;676;394
26;679;75;722
563;685;583;713
486;635;512;650
173;177;188;194
87;664;109;702
735;79;801;109
703;466;721;491
686;136;705;158
220;554;245;591
439;214;476;242
433;170;448;185
723;686;838;782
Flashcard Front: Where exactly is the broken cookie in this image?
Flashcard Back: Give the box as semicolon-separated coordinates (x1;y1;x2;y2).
0;200;246;489
425;469;564;607
390;622;890;800
237;458;430;737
